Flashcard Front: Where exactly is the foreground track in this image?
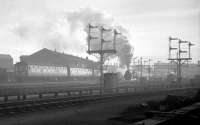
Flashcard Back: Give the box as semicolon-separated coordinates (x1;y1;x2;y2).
0;86;199;117
132;102;200;125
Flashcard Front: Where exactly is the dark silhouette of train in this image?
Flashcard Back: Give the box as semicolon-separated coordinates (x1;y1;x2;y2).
124;70;132;80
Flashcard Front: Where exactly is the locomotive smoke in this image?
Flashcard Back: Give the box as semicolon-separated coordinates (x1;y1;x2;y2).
67;7;133;68
12;7;133;67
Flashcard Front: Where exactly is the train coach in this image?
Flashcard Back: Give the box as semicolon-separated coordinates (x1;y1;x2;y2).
15;62;97;82
14;48;99;82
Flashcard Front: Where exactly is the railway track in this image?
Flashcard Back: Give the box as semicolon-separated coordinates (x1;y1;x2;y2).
131;102;200;125
0;87;199;117
0;92;132;116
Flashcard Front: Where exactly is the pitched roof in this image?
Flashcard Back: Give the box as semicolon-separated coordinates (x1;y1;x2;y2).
20;48;98;68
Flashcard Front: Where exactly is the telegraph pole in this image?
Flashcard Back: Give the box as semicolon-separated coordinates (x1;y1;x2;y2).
148;58;151;80
140;57;143;80
100;26;104;94
132;57;138;78
137;59;140;80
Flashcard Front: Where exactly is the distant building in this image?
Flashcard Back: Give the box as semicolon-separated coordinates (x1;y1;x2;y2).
152;62;200;79
182;64;200;78
131;64;153;79
20;48;96;68
153;63;175;79
0;54;14;82
0;54;14;72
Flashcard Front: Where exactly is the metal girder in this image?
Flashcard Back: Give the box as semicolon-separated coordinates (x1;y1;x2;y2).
168;58;192;60
179;40;188;43
169;47;177;50
87;50;116;54
169;36;179;41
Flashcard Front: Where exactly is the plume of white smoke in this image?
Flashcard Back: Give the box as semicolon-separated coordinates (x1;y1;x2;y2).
67;8;114;32
12;7;133;67
66;7;133;67
12;11;86;55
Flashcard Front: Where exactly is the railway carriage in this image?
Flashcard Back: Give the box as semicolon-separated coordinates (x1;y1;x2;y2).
14;48;99;82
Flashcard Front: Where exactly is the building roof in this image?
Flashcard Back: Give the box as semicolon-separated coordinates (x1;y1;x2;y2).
0;54;13;70
20;48;98;68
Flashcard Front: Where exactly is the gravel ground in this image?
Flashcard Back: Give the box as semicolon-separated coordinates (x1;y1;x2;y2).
0;88;197;125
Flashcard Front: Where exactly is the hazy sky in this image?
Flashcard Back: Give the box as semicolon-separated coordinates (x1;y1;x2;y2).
0;0;200;63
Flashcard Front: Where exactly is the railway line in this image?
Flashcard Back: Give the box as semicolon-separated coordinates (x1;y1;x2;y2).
0;79;196;101
0;93;133;116
134;102;200;125
0;83;199;117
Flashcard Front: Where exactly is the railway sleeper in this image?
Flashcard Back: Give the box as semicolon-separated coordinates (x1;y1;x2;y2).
0;106;25;114
42;102;59;108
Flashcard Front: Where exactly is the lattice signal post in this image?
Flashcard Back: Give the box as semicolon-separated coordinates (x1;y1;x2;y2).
168;36;194;83
87;24;121;95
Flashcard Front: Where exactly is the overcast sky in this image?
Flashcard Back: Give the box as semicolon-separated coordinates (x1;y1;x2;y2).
0;0;200;63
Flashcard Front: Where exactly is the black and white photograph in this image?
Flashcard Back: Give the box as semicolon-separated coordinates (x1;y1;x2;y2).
0;0;200;125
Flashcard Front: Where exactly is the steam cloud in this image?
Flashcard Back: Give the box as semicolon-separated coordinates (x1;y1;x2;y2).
13;7;133;67
67;8;133;67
